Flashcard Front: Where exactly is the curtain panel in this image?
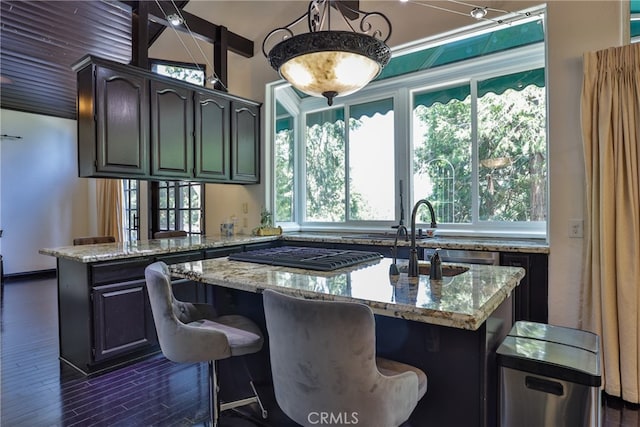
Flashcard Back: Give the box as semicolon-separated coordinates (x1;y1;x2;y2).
96;179;124;242
580;43;640;403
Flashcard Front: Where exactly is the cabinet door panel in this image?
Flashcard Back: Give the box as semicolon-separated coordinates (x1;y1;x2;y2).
231;101;260;183
501;253;531;321
150;81;193;178
195;92;230;180
500;252;547;323
93;280;157;362
95;66;148;175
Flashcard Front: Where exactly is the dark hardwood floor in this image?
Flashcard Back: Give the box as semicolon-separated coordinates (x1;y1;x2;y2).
1;276;639;426
0;276;295;427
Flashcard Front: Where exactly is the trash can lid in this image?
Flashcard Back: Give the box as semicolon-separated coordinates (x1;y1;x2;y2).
507;321;599;353
497;335;601;387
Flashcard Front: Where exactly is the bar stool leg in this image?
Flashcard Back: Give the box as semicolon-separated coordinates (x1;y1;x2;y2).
208;360;219;427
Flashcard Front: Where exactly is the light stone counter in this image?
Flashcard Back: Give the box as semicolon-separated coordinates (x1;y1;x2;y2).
39;235;280;263
169;257;525;331
39;231;548;264
282;232;550;254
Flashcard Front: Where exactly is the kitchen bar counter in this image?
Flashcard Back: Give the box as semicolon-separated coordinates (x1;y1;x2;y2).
169;257;525;331
39;231;548;263
169;255;524;427
39;234;280;262
282;232;550;254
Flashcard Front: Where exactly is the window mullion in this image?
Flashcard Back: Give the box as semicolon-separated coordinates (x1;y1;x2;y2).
396;88;411;224
344;106;351;222
297;114;307;224
470;79;480;225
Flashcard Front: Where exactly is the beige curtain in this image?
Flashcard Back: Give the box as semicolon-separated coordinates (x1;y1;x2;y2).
580;44;640;404
96;178;124;242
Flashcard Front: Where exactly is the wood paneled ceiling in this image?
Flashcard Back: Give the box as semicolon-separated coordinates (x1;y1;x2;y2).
0;1;186;120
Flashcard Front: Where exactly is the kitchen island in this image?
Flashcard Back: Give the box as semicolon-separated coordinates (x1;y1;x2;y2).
40;232;531;425
169;255;525;427
39;235;280;375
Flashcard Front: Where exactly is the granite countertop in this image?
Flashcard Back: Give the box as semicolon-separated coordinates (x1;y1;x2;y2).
282;232;550;254
39;235;280;263
40;231;548;263
169;257;525;331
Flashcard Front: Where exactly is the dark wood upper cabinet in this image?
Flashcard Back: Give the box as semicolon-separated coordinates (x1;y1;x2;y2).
77;64;149;177
150;80;193;179
231;100;260;183
73;55;261;184
194;90;230;181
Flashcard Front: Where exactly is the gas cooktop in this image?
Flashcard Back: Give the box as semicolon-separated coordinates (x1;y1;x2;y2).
228;246;383;271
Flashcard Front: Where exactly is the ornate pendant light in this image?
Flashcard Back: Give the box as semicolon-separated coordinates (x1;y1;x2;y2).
262;0;392;106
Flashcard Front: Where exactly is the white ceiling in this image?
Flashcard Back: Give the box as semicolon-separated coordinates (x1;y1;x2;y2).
183;0;543;50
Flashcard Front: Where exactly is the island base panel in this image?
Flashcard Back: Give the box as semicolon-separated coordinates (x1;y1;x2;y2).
215;287;514;427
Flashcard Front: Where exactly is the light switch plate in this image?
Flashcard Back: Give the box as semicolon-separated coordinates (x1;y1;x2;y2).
569;219;583;238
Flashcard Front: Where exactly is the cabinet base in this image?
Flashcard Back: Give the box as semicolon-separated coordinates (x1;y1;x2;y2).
60;348;161;377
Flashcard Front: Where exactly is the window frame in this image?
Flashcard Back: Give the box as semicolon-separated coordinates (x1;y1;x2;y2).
122;179;139;241
267;15;548;238
149;58;206;87
151;181;205;236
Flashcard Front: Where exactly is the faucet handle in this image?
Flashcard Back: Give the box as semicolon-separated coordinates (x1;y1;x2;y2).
429;248;443;280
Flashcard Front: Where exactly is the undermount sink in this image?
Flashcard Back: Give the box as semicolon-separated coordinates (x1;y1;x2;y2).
398;263;469;277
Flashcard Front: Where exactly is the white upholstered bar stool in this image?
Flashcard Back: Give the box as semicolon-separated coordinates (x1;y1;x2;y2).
145;262;267;426
262;289;427;427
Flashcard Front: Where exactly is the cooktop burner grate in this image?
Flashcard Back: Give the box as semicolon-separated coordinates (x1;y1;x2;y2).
228;246;383;271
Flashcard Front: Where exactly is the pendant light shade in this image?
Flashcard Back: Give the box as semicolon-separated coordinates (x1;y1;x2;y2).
263;1;392;106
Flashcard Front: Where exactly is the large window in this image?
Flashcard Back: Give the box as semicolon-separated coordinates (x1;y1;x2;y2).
275;101;295;223
271;9;547;236
150;59;205;86
122;179;139;241
302;100;395;223
153;181;204;235
305;108;346;222
412;70;546;226
632;0;640;43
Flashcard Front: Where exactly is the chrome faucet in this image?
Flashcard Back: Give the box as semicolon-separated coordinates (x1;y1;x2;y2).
389;225;408;275
408;199;437;277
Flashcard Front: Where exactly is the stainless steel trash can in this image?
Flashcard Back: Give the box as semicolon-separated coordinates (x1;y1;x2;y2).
497;321;601;427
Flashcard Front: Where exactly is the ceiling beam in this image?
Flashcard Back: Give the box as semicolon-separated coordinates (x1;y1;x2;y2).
123;1;254;58
214;26;229;91
132;0;149;68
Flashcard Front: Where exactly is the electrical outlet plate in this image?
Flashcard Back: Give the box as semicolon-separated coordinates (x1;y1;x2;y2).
569;219;584;238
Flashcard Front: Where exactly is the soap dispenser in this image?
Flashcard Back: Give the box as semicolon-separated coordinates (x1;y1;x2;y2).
429;249;443;280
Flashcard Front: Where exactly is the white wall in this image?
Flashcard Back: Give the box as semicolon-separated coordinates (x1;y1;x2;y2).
205;184;262;236
0;109;90;274
545;1;625;328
